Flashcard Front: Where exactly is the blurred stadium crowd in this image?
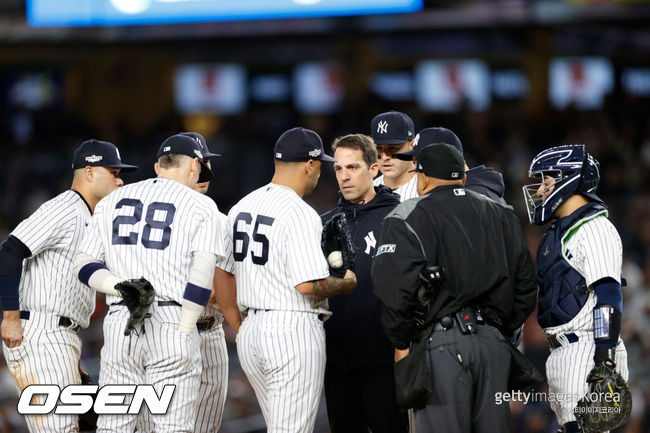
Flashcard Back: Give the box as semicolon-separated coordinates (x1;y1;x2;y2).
0;90;648;432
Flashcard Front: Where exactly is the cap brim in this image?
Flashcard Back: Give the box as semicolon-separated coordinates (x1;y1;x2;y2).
373;137;410;145
203;151;221;158
198;160;214;182
105;163;139;172
319;154;337;163
394;149;419;161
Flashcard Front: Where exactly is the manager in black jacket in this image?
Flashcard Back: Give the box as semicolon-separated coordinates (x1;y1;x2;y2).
372;143;537;433
321;134;406;433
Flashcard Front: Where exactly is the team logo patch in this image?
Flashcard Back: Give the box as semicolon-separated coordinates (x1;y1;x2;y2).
453;188;465;196
276;152;282;158
163;146;171;152
308;148;321;158
194;149;203;159
85;155;103;163
376;243;396;256
377;120;388;134
115;147;121;160
451;172;460;178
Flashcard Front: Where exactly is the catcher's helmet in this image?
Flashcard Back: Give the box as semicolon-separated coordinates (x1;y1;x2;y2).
522;144;600;225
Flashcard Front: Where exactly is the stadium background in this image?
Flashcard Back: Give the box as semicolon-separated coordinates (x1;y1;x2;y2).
0;0;649;431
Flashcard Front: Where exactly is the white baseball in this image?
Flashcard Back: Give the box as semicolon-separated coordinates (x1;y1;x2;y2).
327;251;343;268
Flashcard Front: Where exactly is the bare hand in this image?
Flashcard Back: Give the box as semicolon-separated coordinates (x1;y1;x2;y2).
344;269;356;282
394;347;410;363
1;313;23;348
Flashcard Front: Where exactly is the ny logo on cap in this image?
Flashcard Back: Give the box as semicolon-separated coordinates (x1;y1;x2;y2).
377;120;388;134
85;155;103;163
308;148;322;158
115;148;121;160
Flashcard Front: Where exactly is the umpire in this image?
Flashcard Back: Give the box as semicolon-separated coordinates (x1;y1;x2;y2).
371;143;538;433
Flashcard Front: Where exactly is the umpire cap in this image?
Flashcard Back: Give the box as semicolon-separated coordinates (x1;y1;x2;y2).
180;132;221;159
274;127;336;163
411;143;465;180
395;127;462;161
157;134;214;183
72;139;138;172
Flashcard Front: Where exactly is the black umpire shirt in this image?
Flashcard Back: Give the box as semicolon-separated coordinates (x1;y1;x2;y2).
321;185;401;369
371;185;538;350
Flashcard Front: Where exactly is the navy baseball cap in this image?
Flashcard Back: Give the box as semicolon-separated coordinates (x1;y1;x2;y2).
396;127;463;161
180;132;221;159
157;134;214;183
371;111;415;145
410;143;465;180
72;139;138;172
274;127;336;163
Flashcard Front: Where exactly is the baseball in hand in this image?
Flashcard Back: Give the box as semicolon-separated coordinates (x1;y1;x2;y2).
327;251;343;268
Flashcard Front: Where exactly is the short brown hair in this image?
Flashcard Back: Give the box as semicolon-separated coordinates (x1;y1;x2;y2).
157;154;184;169
331;134;377;168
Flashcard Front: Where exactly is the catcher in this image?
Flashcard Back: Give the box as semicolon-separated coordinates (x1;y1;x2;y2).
320;134;407;433
523;145;631;433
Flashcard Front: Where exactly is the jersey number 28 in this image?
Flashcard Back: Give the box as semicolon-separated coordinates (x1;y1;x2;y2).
233;212;275;265
112;198;176;251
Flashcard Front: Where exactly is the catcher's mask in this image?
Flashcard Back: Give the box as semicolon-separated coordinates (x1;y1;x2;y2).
522;144;600;225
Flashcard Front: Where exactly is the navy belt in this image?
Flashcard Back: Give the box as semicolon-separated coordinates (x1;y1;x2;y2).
249;308;327;322
111;300;181;307
547;333;579;349
19;311;81;333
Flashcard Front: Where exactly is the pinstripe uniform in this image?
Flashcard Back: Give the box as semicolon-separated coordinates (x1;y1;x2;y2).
136;212;233;433
542;213;628;425
373;174;418;201
79;178;226;433
2;191;92;433
228;183;330;433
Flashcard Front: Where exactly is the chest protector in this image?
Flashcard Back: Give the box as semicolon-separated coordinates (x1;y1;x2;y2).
536;202;608;329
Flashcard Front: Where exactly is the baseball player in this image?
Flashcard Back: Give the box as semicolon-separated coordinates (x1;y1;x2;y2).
370;111;418;201
136;131;240;433
228;127;357;433
0;139;137;433
523;144;629;433
74;134;229;433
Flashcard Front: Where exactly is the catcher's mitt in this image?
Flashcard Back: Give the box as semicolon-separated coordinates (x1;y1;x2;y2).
78;372;98;432
115;277;155;336
321;213;355;278
575;360;631;433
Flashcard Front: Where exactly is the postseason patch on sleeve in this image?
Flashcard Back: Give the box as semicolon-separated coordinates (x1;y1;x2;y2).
375;244;396;256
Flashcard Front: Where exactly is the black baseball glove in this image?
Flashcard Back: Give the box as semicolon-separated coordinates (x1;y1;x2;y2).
78;372;98;432
575;360;631;433
115;277;155;336
321;213;355;278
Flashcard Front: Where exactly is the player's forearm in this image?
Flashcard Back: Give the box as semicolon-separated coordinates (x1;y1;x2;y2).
75;252;120;296
179;251;217;333
301;271;356;298
211;268;241;333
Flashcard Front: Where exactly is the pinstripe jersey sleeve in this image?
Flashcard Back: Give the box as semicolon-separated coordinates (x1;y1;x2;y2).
285;205;329;287
214;211;234;273
78;199;107;262
190;200;221;257
569;216;622;286
11;197;77;255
